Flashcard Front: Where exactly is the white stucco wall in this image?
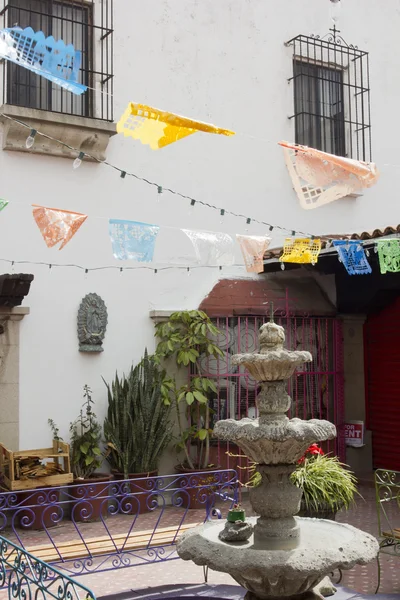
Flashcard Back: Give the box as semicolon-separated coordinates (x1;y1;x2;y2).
0;0;397;450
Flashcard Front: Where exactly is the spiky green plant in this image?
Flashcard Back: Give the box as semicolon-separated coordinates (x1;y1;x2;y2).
248;453;358;513
103;373;133;479
103;351;173;478
291;454;358;512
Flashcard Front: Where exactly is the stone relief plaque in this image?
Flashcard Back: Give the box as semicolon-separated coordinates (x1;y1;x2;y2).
77;293;108;352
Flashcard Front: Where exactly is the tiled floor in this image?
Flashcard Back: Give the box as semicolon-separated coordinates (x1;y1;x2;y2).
1;484;399;598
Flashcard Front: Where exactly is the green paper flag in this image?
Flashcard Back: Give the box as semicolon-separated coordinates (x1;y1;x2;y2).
377;239;400;274
0;200;8;212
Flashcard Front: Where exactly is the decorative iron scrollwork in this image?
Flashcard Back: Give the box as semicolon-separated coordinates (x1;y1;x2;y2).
0;534;96;599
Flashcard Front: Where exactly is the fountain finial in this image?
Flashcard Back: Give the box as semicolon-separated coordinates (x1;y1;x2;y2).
259;317;285;354
269;301;274;323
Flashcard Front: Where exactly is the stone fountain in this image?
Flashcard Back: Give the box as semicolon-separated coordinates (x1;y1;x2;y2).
177;318;378;600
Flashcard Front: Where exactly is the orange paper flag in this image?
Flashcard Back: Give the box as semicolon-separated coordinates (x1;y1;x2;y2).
32;205;87;250
279;141;379;210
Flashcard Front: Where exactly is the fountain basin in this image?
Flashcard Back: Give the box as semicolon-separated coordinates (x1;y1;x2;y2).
213;417;336;464
177;517;378;599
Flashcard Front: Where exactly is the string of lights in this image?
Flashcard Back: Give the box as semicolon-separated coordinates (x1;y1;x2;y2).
1;257;240;275
0;113;328;242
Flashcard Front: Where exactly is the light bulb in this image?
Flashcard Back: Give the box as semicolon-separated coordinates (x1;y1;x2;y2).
25;129;37;149
73;152;85;169
330;0;341;23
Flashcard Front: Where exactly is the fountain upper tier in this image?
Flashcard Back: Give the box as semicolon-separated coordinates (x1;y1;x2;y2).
232;320;312;382
213;321;336;464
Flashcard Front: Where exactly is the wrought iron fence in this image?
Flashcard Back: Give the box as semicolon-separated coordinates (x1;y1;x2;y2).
0;469;238;579
0;534;96;599
374;469;400;593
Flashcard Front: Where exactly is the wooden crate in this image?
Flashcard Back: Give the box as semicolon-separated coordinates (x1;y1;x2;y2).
0;440;73;491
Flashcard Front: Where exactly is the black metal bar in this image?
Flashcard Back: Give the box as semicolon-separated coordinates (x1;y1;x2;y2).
100;28;112;41
110;0;113;120
105;0;109;120
101;0;104;119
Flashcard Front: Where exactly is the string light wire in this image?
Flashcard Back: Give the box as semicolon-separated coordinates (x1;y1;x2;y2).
0;112;325;240
0;258;244;273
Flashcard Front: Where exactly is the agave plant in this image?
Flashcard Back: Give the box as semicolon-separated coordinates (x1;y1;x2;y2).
104;351;173;478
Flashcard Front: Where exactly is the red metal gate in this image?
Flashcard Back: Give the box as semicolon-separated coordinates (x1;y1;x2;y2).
198;311;345;484
365;298;400;471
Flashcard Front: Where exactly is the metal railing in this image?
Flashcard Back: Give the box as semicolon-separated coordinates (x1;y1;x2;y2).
0;534;96;599
374;469;400;593
0;469;238;578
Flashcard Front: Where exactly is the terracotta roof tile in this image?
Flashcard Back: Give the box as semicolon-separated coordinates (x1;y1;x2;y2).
264;225;400;261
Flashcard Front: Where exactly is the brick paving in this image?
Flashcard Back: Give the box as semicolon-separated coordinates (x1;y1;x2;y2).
0;483;399;598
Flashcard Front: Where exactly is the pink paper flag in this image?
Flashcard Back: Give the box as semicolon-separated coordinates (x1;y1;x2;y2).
279;141;379;210
236;235;271;273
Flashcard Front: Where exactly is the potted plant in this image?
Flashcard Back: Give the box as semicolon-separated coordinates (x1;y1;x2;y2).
103;351;173;514
292;445;358;520
248;444;358;520
68;385;112;522
155;310;224;508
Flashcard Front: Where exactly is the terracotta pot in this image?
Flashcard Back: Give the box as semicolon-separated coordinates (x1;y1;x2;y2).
112;470;158;514
175;465;222;510
16;487;61;530
297;499;337;521
69;474;113;522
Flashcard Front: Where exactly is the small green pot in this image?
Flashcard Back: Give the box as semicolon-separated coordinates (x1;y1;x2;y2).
227;508;245;523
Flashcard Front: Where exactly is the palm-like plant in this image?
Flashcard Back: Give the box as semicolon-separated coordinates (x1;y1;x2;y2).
104;351;172;478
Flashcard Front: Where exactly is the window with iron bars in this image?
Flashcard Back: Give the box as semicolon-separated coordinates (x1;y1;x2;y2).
287;26;371;162
0;0;113;121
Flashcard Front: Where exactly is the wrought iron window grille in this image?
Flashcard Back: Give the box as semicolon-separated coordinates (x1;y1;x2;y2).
0;0;114;121
286;25;371;162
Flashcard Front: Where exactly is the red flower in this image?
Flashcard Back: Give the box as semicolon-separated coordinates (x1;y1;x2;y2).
307;444;324;456
298;444;324;464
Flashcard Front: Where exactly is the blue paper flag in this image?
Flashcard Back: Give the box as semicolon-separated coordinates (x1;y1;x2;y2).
333;240;372;275
109;219;159;262
0;27;87;95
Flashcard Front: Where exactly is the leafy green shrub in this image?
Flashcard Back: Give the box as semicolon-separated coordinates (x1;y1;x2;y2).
155;310;223;470
69;385;103;479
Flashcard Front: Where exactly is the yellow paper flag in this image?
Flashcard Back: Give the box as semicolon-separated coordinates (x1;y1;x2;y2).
279;238;322;265
116;103;235;150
